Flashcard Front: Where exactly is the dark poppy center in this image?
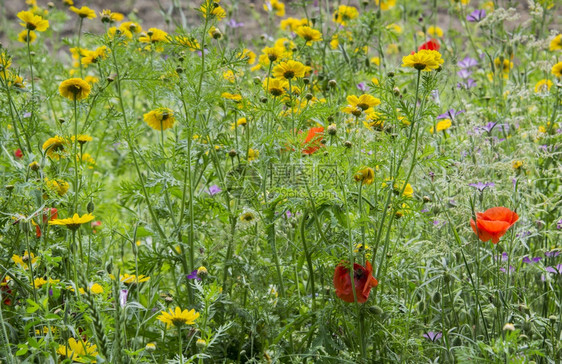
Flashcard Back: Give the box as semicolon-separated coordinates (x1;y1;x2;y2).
283;71;295;79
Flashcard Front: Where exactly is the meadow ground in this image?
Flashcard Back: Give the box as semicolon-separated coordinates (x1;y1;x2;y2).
0;0;561;363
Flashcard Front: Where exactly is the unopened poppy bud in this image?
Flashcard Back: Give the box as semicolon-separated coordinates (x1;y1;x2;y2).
328;79;337;88
6;185;14;192
344;140;352;148
228;149;237;157
443;271;452;284
305;93;313;100
369;305;383;315
387;71;395;78
327;124;337;136
432;291;441;304
87;200;95;213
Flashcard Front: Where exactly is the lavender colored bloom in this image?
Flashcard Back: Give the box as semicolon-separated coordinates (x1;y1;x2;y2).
197;49;209;56
468;182;495;192
481;122;497;133
357;82;368;92
512;178;518;188
458;57;478;69
516;231;531;238
500;266;514;273
119;289;128;307
208;185;222;196
523;256;542;264
285;210;293;218
227;19;245;28
23;112;32;118
457;69;472;79
546;265;562;274
457;78;477;89
467;9;486;22
423;332;442;342
438;109;465;121
421;208;429;213
545;251;560;257
187;270;201;281
557;220;562;230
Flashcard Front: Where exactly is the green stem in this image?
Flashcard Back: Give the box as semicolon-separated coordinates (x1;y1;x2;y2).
300;214;315;309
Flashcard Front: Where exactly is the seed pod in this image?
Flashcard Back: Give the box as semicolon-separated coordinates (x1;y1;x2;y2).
369;305;383;315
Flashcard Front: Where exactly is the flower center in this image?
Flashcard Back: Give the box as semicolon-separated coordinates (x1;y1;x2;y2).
283;70;295;79
413;63;426;71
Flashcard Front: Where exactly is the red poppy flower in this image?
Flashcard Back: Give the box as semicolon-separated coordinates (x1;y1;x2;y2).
470;207;519;244
302;126;324;155
1;278;12;306
418;38;440;51
334;261;378;303
35;208;58;238
14;149;23;159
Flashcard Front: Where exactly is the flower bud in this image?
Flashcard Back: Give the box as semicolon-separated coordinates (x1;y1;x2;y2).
328;79;337;88
29;161;40;171
344;141;352;148
503;323;515;331
327;124;337;136
196;339;206;349
387;71;395;78
211;28;222;39
6;185;14;192
87;200;95;214
58;118;65;124
303;78;310;85
305;93;313;100
260;97;268;103
145;342;156;352
197;266;208;278
176;66;184;74
228;149;237;157
432;291;441;304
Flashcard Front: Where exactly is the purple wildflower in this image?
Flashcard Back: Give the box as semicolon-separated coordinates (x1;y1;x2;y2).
23;112;32;118
467;9;486;22
119;289;128;307
516;231;531;238
423;332;442;342
500;266;514;273
187;270;201;281
545;251;560;257
457;79;476;89
437;109;465;121
227;19;245;28
286;210;293;218
546;265;562;274
522;256;542;264
457;69;472;79
468;182;495;192
557;220;562;230
458;57;478;69
208;185;222;196
421;208;429;213
357;82;368;92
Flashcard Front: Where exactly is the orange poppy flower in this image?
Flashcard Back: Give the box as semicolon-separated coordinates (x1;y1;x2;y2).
334;261;378;303
302;126;324;155
418;38;440;51
470;207;519;244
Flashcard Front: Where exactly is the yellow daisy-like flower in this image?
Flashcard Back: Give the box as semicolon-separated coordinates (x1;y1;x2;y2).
176;35;200;51
17;30;36;43
33;277;60;288
69;6;97;19
427;26;444;38
430;119;452;133
231;117;247;129
200;2;226;20
534;79;553;93
383;180;414;197
59;78;91;101
120;21;142;34
262;46;284;63
272;60;307;80
375;0;396;11
71;134;93;144
346;94;381;112
280;18;308;32
333;5;358;26
81;46;109;66
221;92;243;102
120;274;150;285
552;62;562;78
512;160;523;170
140;28;169;43
248;148;259;161
0;52;11;69
364;111;385;130
57;338;98;362
240;212;255;222
17;10;49;31
157;307;200;328
354;167;375;185
45;178;70;196
42;136;68;159
494;58;513;75
264;0;285;17
99;9;124;23
263;77;288;96
386;23;403;34
143;108;176;131
295;26;323;45
237;48;256;65
12;250;37;270
90;283;104;294
550;34;562;51
402;50;444;71
49;213;95;231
